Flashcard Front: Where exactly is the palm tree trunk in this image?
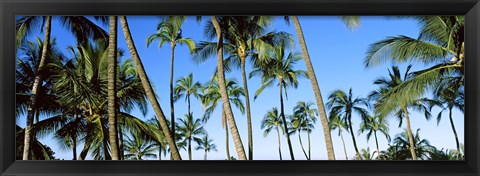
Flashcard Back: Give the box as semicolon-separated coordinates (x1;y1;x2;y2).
291;16;335;160
298;131;308;160
403;108;417;160
23;15;52;160
188;137;192;160
78;142;90;160
170;44;176;147
347;113;360;157
223;109;231;160
240;57;254;160
448;107;460;156
279;81;295;160
276;126;283;160
307;130;311;160
374;131;380;160
118;122;124;160
107;16;120;160
188;95;191;116
119;16;182;160
72;136;77;160
158;144;162;160
340;131;348;160
211;16;247;160
204;149;208;160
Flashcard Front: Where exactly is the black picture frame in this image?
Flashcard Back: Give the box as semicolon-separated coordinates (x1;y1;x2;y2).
1;0;479;176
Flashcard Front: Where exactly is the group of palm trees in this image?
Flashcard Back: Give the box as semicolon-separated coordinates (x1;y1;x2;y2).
15;15;464;160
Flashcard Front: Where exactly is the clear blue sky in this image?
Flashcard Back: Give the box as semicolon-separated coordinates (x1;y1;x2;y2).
17;16;464;160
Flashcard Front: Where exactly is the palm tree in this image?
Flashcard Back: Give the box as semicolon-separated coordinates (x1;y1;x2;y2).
119;16;182;160
146;16;195;144
329;115;349;160
200;77;245;160
123;131;158;160
195;16;292;160
355;148;374;160
368;65;433;160
431;85;464;159
326;88;369;158
358;115;391;160
261;107;285;160
178;113;206;160
16;16;108;159
250;41;307;160
210;16;247;160
174;73;202;117
293;101;317;160
290;16;360;160
107;16;120;160
287;114;313;160
393;128;434;160
364;17;464;111
195;134;218;160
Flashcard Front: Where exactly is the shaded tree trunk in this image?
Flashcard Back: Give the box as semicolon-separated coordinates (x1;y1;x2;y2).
240;57;254;160
23;16;52;160
279;81;295;160
107;15;120;160
72;136;77;160
291;16;335;160
298;131;308;160
403;108;417;160
211;16;247;160
188;137;192;160
78;142;90;160
119;16;182;160
448;107;460;157
276;126;283;160
170;43;176;148
340;131;348;160
347;112;360;157
223;109;231;160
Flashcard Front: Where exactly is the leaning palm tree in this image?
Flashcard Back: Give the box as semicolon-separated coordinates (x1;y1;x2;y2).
146;16;195;144
328;115;349;160
290;16;360;160
177;113;206;160
120;16;181;160
368;65;433;160
326;88;369;158
210;16;247;160
250;41;307;160
293;101;317;160
16;16;108;159
261;107;285;160
174;73;202;116
123;131;158;160
195;134;218;160
358;115;391;160
200;76;245;160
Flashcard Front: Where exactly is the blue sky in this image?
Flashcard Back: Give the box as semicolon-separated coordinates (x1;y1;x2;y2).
17;16;464;160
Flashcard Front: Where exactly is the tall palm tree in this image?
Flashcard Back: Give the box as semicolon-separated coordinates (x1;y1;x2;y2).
107;16;120;160
326;88;369;158
119;16;182;160
174;73;202;117
328;115;349;160
293;101;317;160
210;16;247;160
290;16;360;160
260;107;285;160
195;16;292;160
123;131;158;160
364;17;464;111
393;128;434;160
16;16;108;159
368;65;433;160
146;16;195;144
358;115;391;160
432;85;464;158
250;41;307;160
195;134;218;160
200;77;245;160
177;113;206;160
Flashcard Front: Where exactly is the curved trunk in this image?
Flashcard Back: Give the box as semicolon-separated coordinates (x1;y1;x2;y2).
107;16;120;160
291;16;335;160
279;81;295;160
403;108;417;160
170;44;176;147
23;16;52;160
240;57;254;160
347;113;360;157
276;126;283;160
223;109;231;160
120;16;181;160
340;131;348;160
298;131;308;160
211;16;247;160
374;131;380;160
448;107;461;157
